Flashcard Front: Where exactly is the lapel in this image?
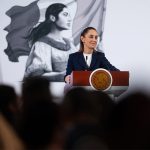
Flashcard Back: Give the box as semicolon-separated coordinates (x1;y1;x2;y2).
89;51;98;69
78;52;88;69
78;51;98;69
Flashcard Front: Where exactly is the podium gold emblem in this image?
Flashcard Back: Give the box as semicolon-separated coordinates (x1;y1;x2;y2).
89;69;112;91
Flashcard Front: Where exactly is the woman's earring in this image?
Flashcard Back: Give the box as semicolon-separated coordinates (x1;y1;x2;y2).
50;15;56;22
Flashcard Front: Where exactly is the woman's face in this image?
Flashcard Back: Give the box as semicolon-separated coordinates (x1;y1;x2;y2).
81;29;98;51
55;7;72;30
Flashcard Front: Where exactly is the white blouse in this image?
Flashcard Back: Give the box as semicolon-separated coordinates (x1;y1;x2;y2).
24;38;77;77
83;53;92;67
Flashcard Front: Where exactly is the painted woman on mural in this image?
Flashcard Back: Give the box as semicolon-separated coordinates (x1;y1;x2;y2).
4;0;107;82
24;3;77;81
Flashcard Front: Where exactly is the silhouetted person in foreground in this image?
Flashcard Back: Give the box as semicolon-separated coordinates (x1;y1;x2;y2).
61;87;109;150
89;91;115;128
19;100;59;150
0;114;24;150
21;76;53;109
0;85;20;131
19;77;60;149
106;91;150;149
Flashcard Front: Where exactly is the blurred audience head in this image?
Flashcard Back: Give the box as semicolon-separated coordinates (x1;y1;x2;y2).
61;87;98;126
19;100;59;149
21;76;52;110
19;76;60;149
89;90;115;127
107;91;150;149
0;85;19;128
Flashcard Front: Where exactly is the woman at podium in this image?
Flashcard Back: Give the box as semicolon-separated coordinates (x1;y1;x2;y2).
65;27;119;83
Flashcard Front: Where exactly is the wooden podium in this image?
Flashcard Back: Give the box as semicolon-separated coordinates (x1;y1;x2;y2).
64;70;129;97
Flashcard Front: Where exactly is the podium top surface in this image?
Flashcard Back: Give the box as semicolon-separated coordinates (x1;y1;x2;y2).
70;71;129;86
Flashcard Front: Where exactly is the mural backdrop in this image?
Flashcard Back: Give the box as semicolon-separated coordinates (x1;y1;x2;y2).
2;0;149;97
2;0;107;83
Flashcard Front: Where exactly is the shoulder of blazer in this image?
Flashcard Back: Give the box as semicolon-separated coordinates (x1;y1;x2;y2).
94;51;105;56
69;51;82;57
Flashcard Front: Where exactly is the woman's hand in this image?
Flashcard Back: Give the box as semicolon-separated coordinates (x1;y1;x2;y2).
65;75;71;84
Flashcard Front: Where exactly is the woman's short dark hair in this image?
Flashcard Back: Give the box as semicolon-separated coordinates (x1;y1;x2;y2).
79;27;97;52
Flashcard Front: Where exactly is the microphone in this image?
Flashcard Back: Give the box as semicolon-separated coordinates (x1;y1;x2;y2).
86;56;88;62
85;56;89;69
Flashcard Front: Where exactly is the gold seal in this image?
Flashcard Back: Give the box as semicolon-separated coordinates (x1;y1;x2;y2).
89;69;112;91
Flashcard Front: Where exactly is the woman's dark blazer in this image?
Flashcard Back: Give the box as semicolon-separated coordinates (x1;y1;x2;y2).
65;51;119;76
